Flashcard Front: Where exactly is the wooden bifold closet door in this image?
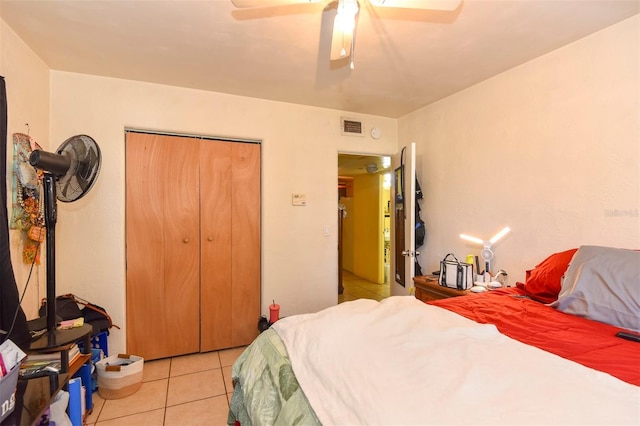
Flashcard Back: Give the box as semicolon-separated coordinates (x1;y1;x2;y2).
125;132;260;360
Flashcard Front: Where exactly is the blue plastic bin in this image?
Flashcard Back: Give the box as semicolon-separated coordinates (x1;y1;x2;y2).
78;331;108;357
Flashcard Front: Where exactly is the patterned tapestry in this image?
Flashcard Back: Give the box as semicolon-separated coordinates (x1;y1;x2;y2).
10;132;45;264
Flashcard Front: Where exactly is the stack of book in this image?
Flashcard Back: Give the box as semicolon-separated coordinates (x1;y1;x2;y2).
20;343;81;378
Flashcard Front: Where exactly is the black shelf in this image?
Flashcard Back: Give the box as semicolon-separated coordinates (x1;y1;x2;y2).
29;324;92;352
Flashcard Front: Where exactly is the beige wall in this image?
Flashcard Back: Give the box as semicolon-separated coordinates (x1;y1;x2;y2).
352;173;385;283
400;16;640;285
1;19;50;319
1;16;398;354
2;13;638;354
47;72;397;354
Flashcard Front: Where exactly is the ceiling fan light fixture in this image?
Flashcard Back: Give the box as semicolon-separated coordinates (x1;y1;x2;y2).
330;0;357;61
232;0;461;67
335;0;358;34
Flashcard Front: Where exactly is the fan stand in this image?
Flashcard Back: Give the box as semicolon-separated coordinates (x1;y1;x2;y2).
29;173;92;352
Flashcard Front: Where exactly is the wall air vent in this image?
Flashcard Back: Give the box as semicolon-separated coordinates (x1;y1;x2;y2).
341;117;364;137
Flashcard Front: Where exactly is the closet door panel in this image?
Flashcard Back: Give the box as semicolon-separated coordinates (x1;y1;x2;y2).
161;135;201;356
231;142;261;346
126;134;163;358
200;140;233;352
126;133;200;360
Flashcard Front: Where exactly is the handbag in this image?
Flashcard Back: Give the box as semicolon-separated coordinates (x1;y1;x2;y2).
439;253;473;290
39;294;120;331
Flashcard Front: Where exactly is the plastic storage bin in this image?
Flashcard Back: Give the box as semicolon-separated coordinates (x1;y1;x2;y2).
0;364;21;422
77;331;108;357
89;348;104;392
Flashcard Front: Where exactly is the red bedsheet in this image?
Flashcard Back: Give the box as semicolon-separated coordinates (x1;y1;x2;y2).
430;288;640;386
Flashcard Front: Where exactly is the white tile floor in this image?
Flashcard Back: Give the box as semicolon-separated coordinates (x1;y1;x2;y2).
86;271;386;425
339;270;390;303
86;347;245;425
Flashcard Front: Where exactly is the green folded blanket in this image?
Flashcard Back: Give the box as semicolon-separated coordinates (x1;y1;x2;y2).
228;328;321;426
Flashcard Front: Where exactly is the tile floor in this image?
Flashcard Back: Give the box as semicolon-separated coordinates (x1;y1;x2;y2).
85;271;384;425
338;270;390;303
86;347;245;426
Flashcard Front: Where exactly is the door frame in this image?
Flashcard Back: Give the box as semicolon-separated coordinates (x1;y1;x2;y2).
390;143;416;296
337;151;392;289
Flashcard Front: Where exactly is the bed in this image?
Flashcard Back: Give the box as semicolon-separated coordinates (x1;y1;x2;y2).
228;245;640;425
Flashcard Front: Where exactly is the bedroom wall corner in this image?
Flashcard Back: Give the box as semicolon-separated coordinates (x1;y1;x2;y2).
399;15;640;285
48;72;398;354
0;17;50;320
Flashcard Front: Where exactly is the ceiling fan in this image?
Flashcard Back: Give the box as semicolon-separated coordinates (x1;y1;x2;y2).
231;0;462;68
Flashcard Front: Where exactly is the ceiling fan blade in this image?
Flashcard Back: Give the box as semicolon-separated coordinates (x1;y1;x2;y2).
368;0;462;11
231;0;324;8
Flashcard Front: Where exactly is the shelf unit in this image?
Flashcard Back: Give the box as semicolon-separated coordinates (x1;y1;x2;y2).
3;324;95;425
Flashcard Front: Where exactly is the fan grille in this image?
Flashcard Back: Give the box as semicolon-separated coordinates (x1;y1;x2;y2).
56;135;101;202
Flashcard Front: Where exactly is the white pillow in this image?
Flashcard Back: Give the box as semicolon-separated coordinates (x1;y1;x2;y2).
551;245;640;332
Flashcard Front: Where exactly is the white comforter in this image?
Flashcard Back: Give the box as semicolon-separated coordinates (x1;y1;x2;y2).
271;296;639;425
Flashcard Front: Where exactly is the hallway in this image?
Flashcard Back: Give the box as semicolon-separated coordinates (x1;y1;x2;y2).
338;270;390;304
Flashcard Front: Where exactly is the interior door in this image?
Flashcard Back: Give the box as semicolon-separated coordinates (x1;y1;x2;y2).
229;142;260;347
391;142;416;296
338;205;346;295
200;140;261;351
200;140;233;351
126;132;201;360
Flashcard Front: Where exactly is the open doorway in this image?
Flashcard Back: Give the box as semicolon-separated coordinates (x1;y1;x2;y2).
338;153;391;303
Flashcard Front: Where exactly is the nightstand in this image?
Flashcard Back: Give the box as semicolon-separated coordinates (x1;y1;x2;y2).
413;275;470;303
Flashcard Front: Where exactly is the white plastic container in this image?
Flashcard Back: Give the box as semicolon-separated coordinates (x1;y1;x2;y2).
96;354;144;399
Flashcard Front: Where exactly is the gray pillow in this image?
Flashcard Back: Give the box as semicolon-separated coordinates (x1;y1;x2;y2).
551;245;640;332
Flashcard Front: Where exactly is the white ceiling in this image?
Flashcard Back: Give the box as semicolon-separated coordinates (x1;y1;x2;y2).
339;153;390;176
1;0;638;118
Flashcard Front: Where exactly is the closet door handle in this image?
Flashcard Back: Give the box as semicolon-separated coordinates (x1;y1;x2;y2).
207;236;213;242
183;238;190;243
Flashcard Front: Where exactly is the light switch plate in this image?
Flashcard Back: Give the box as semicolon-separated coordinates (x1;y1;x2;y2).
292;193;307;206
